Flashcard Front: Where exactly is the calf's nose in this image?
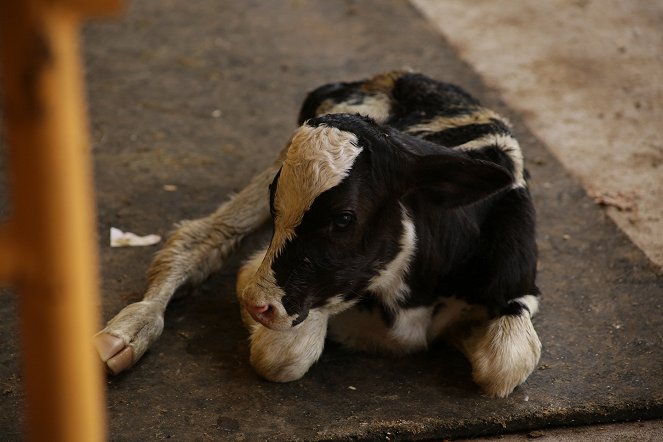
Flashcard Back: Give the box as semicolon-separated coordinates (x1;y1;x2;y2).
248;303;269;315
245;303;275;325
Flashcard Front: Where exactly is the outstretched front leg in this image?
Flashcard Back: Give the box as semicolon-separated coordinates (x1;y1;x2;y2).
95;156;283;374
452;295;542;397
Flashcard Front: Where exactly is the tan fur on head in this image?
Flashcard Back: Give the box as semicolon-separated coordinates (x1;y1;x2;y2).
239;124;363;329
274;124;362;238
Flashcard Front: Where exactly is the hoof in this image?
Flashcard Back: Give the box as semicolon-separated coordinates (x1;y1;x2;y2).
95;333;134;375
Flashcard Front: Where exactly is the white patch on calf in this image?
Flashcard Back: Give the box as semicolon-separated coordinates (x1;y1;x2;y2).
511;294;539;317
367;205;417;311
405;109;509;134
318;94;392;124
329;298;487;354
322;295;359;315
389;306;433;350
386;298;487;351
328;305;433;355
455;133;526;189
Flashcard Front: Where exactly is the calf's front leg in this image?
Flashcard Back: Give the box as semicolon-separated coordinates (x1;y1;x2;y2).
249;313;328;382
454;295;542;397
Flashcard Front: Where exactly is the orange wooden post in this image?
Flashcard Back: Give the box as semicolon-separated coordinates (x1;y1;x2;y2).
0;0;121;440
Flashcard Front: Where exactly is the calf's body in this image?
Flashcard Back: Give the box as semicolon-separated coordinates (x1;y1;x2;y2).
96;72;541;397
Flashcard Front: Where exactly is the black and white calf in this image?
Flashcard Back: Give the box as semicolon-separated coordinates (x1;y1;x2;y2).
96;72;541;397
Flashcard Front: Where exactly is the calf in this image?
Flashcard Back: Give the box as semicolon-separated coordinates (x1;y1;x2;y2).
96;72;541;397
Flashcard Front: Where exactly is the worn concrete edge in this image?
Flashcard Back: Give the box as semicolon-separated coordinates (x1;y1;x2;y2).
455;419;663;442
305;401;663;442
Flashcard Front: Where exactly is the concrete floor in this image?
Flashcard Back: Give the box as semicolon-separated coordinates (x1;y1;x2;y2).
0;0;662;440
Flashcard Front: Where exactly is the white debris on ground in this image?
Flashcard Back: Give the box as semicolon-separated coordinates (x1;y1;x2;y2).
110;227;161;247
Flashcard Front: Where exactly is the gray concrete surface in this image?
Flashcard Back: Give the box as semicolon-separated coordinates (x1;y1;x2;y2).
1;0;662;440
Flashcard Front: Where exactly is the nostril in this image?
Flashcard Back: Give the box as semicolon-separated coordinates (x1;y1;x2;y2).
263;304;274;317
253;304;269;314
246;303;277;326
248;303;271;316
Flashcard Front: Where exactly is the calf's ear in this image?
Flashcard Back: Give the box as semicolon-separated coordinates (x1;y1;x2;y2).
406;152;514;207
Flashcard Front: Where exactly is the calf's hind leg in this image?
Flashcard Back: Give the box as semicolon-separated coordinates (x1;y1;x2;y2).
453;295;541;397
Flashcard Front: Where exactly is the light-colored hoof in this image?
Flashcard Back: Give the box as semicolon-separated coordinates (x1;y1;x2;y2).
94;333;134;375
95;300;164;375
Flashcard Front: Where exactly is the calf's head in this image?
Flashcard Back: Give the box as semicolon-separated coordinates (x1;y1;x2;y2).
240;114;512;330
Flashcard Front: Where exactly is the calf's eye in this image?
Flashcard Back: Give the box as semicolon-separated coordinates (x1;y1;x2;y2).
332;211;354;230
